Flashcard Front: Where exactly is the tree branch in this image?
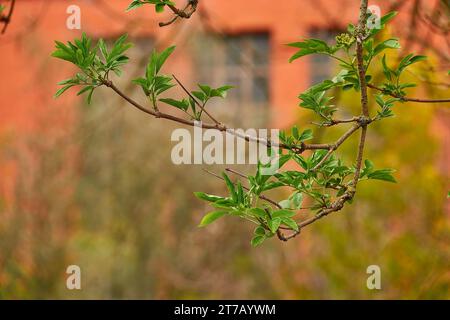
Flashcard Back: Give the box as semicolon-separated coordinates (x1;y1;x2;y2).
368;83;450;104
352;0;370;186
1;0;16;34
102;0;379;240
202;169;281;209
311;116;360;127
290;0;370;237
172;74;221;126
160;0;198;27
103;76;377;240
103;79;355;155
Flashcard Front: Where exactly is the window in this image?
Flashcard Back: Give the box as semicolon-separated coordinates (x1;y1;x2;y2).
194;33;270;108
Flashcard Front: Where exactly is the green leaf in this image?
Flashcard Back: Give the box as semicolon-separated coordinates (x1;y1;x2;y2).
191;91;206;102
367;11;398;38
77;85;94;96
155;3;165;12
132;77;150;96
212;199;235;209
194;192;224;203
212;85;234;98
126;0;143;11
291;192;303;209
298;83;337;119
199;211;227;227
154;75;175;95
292;126;299;140
236;182;244;204
272;209;296;219
281;217;299;232
375;94;385;108
288;39;336;62
368;169;397;183
198;84;212;96
299;129;313;141
156;46;176;74
54;85;75;98
381;54;393;81
398;54;427;73
409;55;427;64
347;23;355;34
268;218;281;233
57;78;76;86
293;154;308;171
53;33;131;91
159;98;189;111
109;34;133;63
51;42;77;64
373;39;400;56
399;83;417;90
254;226;266;236
74;85;96;104
222;172;237;202
249;208;267;218
278;200;291;209
380;11;398;26
251;235;266;247
364;159;374;171
127;0;176;12
146;50;158;79
86;87;95;104
98;39;108;60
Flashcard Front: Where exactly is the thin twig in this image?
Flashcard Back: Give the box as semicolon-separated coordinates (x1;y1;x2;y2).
291;0;370;236
351;126;367;186
352;0;370;187
225;168;248;180
104;1;381;240
204;168;296;238
104;77;374;240
224;168;321;211
311;122;364;171
311;148;335;171
368;83;450;104
202;169;281;209
160;0;198;27
104;80;345;154
172;74;222;126
311;117;359;127
1;0;16;34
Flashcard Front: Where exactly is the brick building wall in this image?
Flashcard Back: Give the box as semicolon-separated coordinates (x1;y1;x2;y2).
0;0;448;201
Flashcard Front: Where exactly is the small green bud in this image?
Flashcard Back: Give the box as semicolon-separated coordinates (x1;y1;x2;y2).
335;33;355;48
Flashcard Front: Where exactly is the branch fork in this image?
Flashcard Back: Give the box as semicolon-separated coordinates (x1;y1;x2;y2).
160;0;199;27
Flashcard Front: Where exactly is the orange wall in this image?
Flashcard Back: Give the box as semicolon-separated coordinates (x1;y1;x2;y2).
0;0;447;139
0;0;360;133
0;0;444;132
0;0;448;214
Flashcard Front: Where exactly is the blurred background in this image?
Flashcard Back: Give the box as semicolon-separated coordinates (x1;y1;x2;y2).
0;0;449;299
